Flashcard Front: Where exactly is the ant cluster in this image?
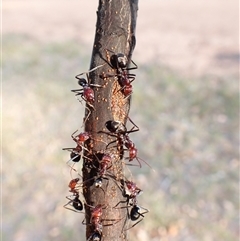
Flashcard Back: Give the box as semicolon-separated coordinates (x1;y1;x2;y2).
63;51;149;241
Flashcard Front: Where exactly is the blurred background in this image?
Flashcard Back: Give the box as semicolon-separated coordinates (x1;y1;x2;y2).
2;0;239;241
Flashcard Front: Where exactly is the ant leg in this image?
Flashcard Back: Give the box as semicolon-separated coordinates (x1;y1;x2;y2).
127;117;139;133
124;160;141;168
101;217;124;227
124;218;143;231
71;89;84;95
127;59;138;71
75;64;106;80
113;200;128;209
82;105;93;127
135;156;155;171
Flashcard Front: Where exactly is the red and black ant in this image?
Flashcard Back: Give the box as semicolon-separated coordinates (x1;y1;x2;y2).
110;53;137;98
85;203;123;241
104;119;151;168
63;130;93;174
64;178;84;213
123;135;152;169
113;179;142;209
115;179;149;231
89;204;104;234
100;51;137;98
71;64;105;108
83;153;113;193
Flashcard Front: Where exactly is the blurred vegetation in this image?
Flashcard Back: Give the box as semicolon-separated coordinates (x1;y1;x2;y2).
2;34;239;241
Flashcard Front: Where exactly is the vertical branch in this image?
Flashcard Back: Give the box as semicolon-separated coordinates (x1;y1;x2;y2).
82;0;138;240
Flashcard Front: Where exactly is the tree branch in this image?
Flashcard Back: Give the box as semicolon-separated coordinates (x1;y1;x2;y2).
82;1;138;241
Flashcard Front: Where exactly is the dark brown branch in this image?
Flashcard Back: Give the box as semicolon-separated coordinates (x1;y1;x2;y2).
82;0;138;241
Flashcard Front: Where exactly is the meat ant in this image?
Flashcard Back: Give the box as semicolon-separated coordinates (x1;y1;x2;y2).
100;51;137;98
104;119;152;168
63;130;99;175
113;179;142;210
71;64;105;108
82;153;114;193
85;203;123;241
115;179;149;231
64;178;84;213
110;53;137;98
85;204;104;241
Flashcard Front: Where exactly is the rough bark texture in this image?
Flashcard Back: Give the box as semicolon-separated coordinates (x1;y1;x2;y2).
82;1;138;241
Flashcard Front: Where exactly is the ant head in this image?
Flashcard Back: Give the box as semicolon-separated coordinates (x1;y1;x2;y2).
110;53;128;69
105;120;127;134
78;78;88;87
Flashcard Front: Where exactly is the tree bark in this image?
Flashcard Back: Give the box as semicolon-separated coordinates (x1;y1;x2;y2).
82;0;138;240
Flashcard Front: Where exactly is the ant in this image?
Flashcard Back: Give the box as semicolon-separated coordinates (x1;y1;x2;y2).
104;118;139;138
83;154;113;192
123;135;152;168
63;130;92;174
100;51;137;98
93;153;118;194
105;119;153;169
115;180;149;231
85;203;122;241
113;179;142;209
64;178;84;213
84;204;104;241
98;153;112;178
110;53;137;98
71;64;105;108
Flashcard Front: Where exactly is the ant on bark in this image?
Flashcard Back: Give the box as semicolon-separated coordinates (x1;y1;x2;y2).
71;64;105;108
100;50;137;98
85;203;123;241
82;153;114;195
104;119;152;168
110;53;138;98
86;204;103;241
62;130;91;175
